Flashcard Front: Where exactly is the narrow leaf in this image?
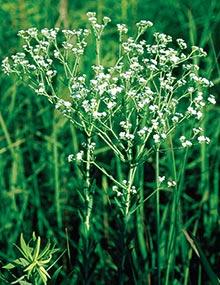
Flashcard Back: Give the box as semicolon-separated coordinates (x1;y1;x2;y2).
183;230;220;285
33;236;41;260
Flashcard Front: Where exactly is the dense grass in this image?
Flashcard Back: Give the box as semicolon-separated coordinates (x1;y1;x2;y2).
0;0;219;284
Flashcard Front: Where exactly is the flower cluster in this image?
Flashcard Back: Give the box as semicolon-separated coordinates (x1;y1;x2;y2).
158;176;176;188
2;13;215;200
87;12;111;38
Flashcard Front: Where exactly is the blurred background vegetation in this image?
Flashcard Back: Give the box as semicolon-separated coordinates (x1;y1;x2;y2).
0;0;219;284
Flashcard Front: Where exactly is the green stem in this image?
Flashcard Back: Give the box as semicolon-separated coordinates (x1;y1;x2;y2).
165;134;178;285
120;144;137;284
125;145;136;217
183;219;199;285
92;161;126;190
84;135;92;232
119;33;122;58
53;118;62;229
125;166;135;216
156;146;161;285
96;36;101;65
165;138;189;285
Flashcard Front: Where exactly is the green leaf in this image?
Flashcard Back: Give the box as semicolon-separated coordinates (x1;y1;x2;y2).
24;262;35;277
20;234;28;255
51;266;63;284
32;232;37;241
11;275;27;284
114;198;124;214
2;262;16;270
38;255;52;265
183;230;220;285
19;234;33;261
39;266;51;278
33;236;41;260
37;269;47;285
15;258;30;267
38;241;51;260
37;266;50;285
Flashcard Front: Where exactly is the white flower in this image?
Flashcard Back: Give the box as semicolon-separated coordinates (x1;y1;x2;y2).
193;127;203;134
170;54;179;64
177;38;187;49
127;133;134;140
159;176;165;183
103;16;111;25
153;134;160;143
112;185;118;192
180;136;186;142
187;107;197;116
87;12;97;20
188;87;194;93
109;86;122;96
172;116;179;123
2;57;12;74
149;105;158;112
119;132;126;140
168;180;176;187
106;101;116;109
68;154;74;162
196;111;203;120
182;140;192;148
35;83;46;94
180;136;192;147
63;101;72;108
38;87;45;94
82;100;90;112
55;99;71;110
137;127;149;137
112;185;122;197
88;142;96;150
27;28;38;38
139;77;147;84
207;95;216;105
195;93;203;102
46;70;56;77
93;111;106;118
117;24;128;33
192;46;207;57
54;50;60;58
136;20;153;29
120;121;126;128
76;150;84;161
161;133;166;139
198;136;210;144
152;120;159;130
131;186;137;194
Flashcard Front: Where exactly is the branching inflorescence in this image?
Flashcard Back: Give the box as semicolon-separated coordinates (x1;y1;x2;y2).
2;12;216;283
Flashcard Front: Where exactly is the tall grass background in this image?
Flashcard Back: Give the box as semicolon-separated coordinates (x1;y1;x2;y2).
0;0;219;284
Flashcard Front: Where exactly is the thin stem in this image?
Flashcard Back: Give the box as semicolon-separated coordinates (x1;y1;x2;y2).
84;135;92;232
165;134;178;285
125;143;137;217
125;166;135;216
92;161;126;190
119;32;122;58
93;125;125;161
156;146;161;285
96;36;101;66
53;120;62;229
183;219;199;285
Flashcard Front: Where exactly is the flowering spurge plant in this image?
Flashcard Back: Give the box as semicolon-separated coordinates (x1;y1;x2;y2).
2;12;216;284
